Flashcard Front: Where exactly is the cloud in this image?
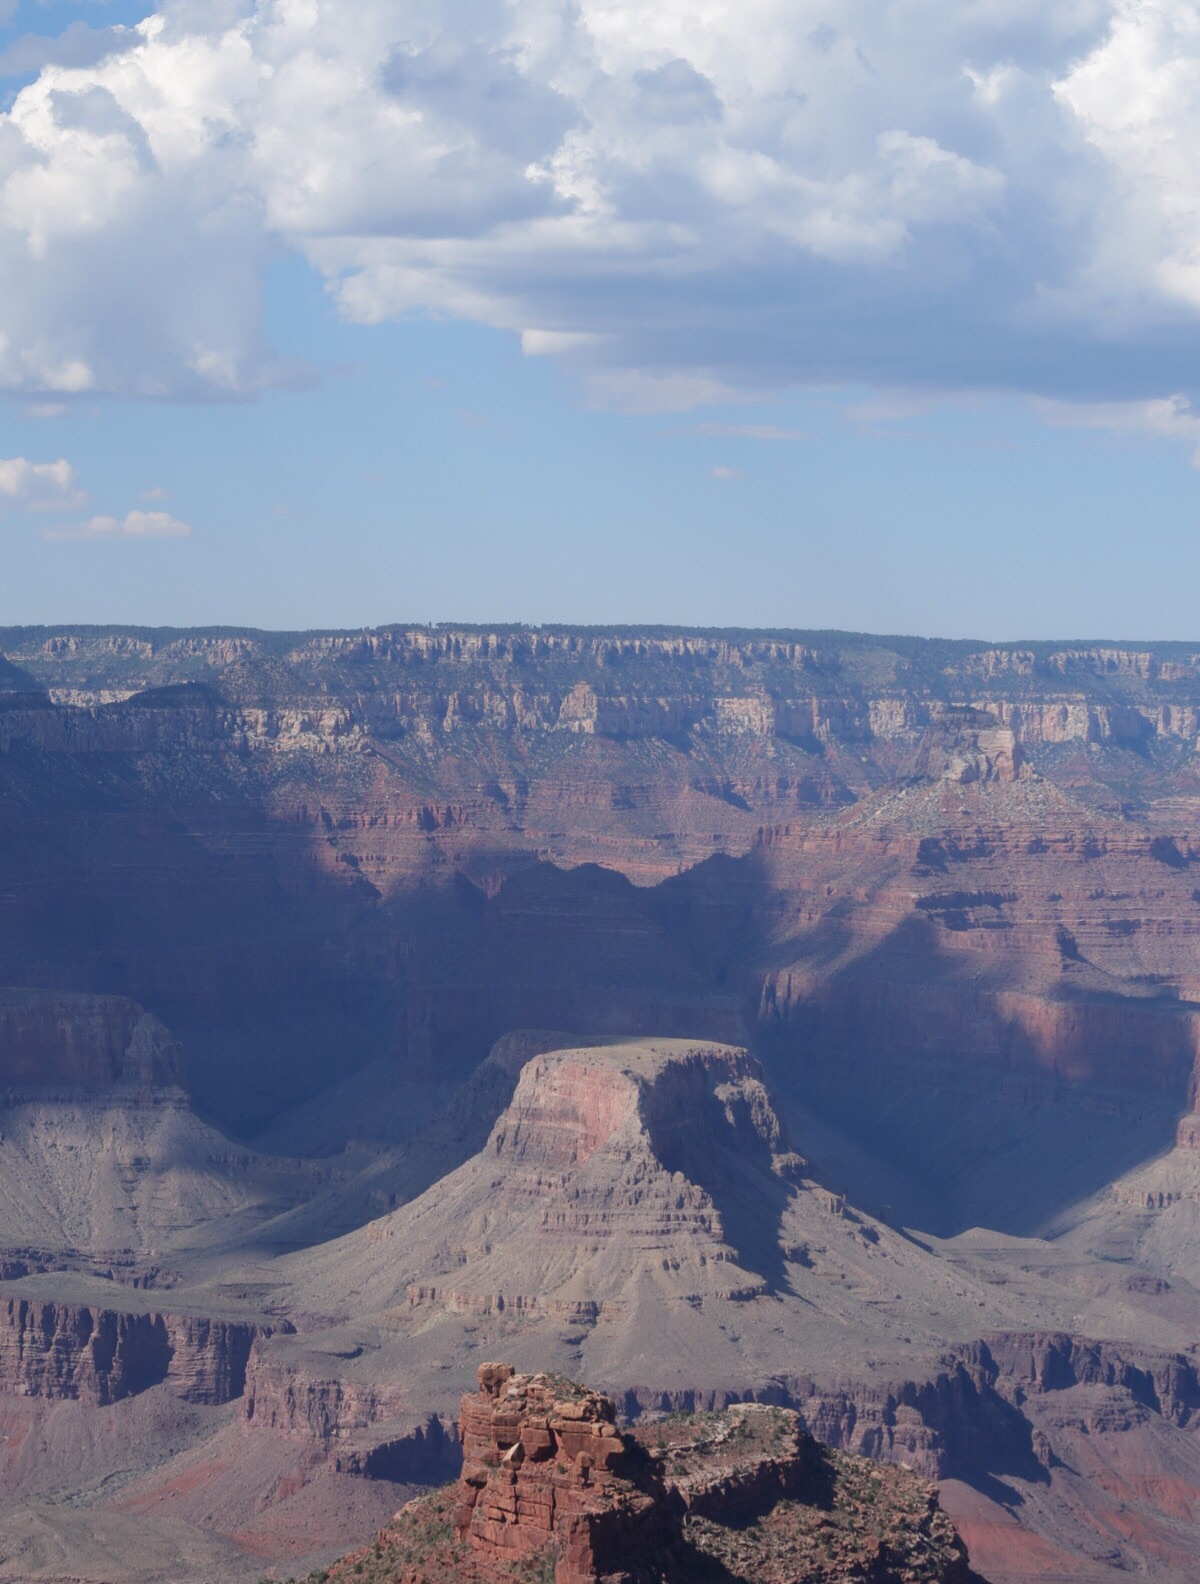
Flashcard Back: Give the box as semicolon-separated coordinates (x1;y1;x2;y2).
139;484;167;500
711;464;743;480
691;422;810;441
0;0;1199;422
1033;394;1200;465
43;508;191;541
581;368;746;414
0;456;85;510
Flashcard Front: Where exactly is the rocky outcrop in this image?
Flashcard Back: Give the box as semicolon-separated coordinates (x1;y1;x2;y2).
977;1331;1200;1429
0;1299;170;1406
783;1332;1200;1482
905;710;1027;783
455;1362;675;1584
242;1344;407;1440
323;1364;976;1584
167;1313;277;1404
0;1296;281;1405
642;1401;815;1521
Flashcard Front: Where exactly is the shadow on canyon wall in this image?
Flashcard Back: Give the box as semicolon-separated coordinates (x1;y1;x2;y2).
0;733;1190;1240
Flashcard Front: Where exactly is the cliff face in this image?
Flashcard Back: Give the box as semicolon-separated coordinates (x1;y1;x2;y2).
6;624;1200;1147
0;991;184;1092
785;1331;1200;1482
455;1362;674;1584
6;627;1200;759
0;1296;280;1406
242;1344;407;1440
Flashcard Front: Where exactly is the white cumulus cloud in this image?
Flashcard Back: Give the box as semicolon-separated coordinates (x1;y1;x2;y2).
0;455;85;510
0;0;1198;420
43;508;191;541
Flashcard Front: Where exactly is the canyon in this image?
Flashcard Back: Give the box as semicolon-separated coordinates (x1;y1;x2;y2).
5;625;1200;1580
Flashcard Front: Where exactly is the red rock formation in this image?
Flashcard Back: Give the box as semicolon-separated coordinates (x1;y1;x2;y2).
11;626;1200;1581
454;1363;675;1584
322;1365;976;1584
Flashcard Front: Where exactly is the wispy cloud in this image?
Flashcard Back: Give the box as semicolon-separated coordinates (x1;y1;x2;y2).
42;509;191;542
711;465;744;481
1033;395;1200;467
139;485;168;501
691;423;811;442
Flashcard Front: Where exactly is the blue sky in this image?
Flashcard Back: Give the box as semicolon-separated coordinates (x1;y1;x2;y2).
3;0;1200;637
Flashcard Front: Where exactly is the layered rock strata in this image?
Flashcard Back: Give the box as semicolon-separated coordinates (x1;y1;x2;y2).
455;1362;675;1584
283;1039;809;1328
10;625;1200;1581
8;627;1200;758
0;990;184;1092
242;1343;407;1440
0;1295;282;1405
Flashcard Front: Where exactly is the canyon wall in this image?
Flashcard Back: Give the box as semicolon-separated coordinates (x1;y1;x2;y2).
0;1296;282;1406
11;625;1200;1582
6;624;1200;1139
0;991;185;1092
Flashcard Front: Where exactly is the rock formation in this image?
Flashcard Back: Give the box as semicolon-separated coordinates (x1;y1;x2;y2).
455;1362;675;1584
321;1361;977;1584
0;1297;278;1405
0;990;184;1092
11;626;1200;1581
0;984;360;1297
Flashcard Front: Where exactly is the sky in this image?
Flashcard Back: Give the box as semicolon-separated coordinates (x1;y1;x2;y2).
3;0;1200;638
